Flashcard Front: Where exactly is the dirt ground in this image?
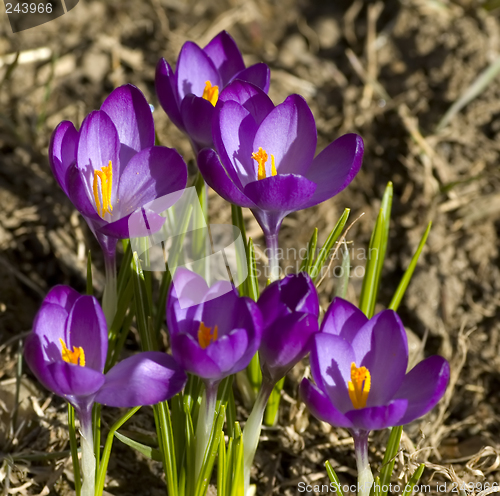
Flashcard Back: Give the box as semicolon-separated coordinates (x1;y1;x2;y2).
1;0;500;494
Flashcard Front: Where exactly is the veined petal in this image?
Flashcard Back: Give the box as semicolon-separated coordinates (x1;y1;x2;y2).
252;95;317;176
176;41;221;101
46;361;105;398
180;94;215;150
300;379;353;428
231;63;271;94
43;285;81;313
32;303;69;362
96;352;187;407
203;31;245;86
49;121;78;195
101;84;155;168
25;334;60;394
393;355;449;425
345;399;408;431
321;297;368;342
205;328;249;375
66;165;106;222
156;58;184;130
301;134;364;209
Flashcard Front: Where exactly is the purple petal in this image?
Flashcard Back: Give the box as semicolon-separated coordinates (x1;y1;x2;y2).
231;63;271;94
203;31;245;86
300;379;353;428
176;41;221;101
197;149;256;208
97;208;166;239
101;84;155;168
260;313;318;382
96;352;187;407
171;333;222;379
353;310;408;407
301;134;364;209
44;285;81;313
66;165;105;222
393;356;449;425
32;303;69;362
309;333;356;414
180;94;215;150
321;297;368;342
49;121;78;195
205;328;250;375
46;361;105;398
243;174;316;211
24;334;59;394
252;95;317;176
345;399;408;431
276;272;319;315
218;80;274;127
117;146;187;217
156;58;184;130
66;295;108;372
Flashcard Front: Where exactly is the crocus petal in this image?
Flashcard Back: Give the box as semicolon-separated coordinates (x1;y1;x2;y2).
176;41;221;100
197;149;256;208
117;146;187;217
32;303;69;362
171;333;222;379
66;295;108;372
76;110;121;201
309;333;356;414
218;80;274;127
300;379;353;428
180;94;215;150
277;272;319;315
203;31;245;86
44;285;81;313
49;121;78;195
353;310;408;407
260;313;318;382
320;297;368;343
156;58;184;130
393;356;450;425
198;287;248;333
252;95;317;176
95;352;187;407
231;63;271;94
46;361;105;398
205;328;250;375
301;134;364;209
97;207;167;239
66;165;105;222
243;174;316;211
101;84;155;168
24;334;60;393
345;399;408;431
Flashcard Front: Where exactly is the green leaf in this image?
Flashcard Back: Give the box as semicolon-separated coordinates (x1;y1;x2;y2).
310;208;350;281
379;426;403;496
325;460;344;496
67;404;81;496
246;238;259;301
231;204;248;297
114;431;162;461
229;423;244;496
334;242;350;299
218;428;226;496
299;228;318;273
401;464;424;496
264;376;284;426
388;222;431;312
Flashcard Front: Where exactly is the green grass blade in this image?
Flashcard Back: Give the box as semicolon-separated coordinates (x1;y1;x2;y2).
402;464;425;496
299;228;318;273
246;238;259;301
229;423;244;496
231;204;248;296
114;431;162;461
325;460;344;496
67;404;81;496
311;209;350;281
264;376;284;426
388;222;431;312
92;403;101;474
379;426;403;495
218;428;226;496
334;242;350;299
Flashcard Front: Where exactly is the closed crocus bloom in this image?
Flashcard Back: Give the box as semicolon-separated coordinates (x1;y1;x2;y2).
300;298;449;495
198;80;363;279
257;272;320;383
155;31;270;152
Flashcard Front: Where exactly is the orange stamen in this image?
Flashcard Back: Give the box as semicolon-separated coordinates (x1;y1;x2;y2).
59;338;86;367
251;147;277;180
347;362;371;409
93;161;113;218
202;81;219;106
197;321;218;349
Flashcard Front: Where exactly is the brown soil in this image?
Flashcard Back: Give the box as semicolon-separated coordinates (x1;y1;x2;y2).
1;0;500;494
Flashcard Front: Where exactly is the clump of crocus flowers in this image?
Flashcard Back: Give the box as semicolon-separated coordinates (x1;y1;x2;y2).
22;29;451;496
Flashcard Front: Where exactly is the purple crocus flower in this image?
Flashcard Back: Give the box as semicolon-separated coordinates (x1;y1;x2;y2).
257;272;319;383
24;285;187;413
197;80;363;279
155;31;270;153
300;298;449;494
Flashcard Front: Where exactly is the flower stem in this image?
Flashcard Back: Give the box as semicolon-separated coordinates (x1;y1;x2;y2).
195;380;219;479
78;403;96;496
352;430;374;496
102;252;117;327
265;234;280;282
242;377;275;495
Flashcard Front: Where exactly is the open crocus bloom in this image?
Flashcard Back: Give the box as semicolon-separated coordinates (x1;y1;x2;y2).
155;31;270;152
49;84;188;243
24;285;187;413
300;298;450;432
166;268;263;383
257;273;319;383
198;80;364;238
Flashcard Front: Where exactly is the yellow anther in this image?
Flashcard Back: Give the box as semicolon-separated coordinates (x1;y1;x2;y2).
93;161;113;219
347;362;371;409
251;147;277;180
59;338;86;367
202;81;219;106
197;321;218;349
